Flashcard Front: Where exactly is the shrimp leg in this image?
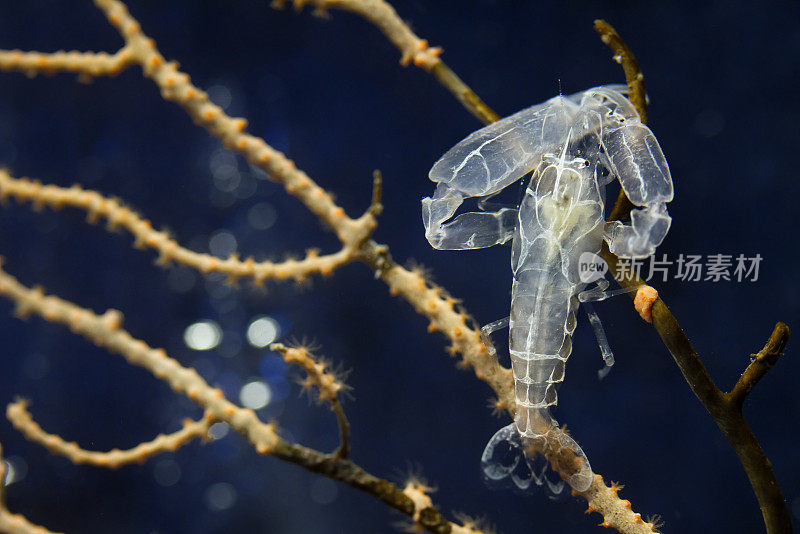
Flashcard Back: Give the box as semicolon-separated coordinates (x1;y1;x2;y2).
480;316;509;360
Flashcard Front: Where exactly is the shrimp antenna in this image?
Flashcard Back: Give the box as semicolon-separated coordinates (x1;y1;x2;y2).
560;127;573;161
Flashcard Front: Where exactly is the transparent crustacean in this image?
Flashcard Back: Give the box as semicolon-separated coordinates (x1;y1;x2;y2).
421;85;673;493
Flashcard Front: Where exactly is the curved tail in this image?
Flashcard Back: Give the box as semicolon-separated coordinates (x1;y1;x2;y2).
481;423;593;494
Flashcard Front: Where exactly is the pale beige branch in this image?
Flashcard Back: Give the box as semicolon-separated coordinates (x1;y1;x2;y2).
6;400;213;469
93;0;377;249
579;476;658;532
0;47;134;80
272;343;351;458
272;0;442;68
0;260;280;456
381;264;514;407
0;1;657;530
274;0;500;123
0;263;478;534
0;2;378;249
378;264;658;533
0;169;354;283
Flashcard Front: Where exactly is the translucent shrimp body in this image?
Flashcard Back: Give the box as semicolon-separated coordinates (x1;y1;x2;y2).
422;86;673;493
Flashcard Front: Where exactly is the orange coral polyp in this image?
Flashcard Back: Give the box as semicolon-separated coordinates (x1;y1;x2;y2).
634;285;658;323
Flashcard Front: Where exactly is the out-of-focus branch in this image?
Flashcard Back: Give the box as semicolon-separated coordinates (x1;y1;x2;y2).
0;47;134;82
0;169;355;284
0;261;280;456
272;0;500;123
0;262;479;534
6;400;213;469
594;21;791;533
0;7;506;528
0;3;755;533
95;0;379;249
0;1;510;452
0;3;381;271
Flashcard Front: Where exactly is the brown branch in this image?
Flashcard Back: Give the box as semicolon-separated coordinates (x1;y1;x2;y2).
593;20;647;124
269;440;456;534
594;19;646;223
594;21;792;534
728;323;790;407
649;303;791;534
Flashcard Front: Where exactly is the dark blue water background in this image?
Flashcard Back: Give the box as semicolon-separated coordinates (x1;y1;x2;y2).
0;1;798;533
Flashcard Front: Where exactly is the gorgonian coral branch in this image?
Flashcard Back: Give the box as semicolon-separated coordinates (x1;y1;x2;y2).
0;47;134;81
0;2;378;250
272;0;500;124
593;20;647;124
592;21;792;534
0;261;280;456
377;265;658;533
94;0;378;248
6;400;213;469
0;169;355;283
728;322;790;407
593;19;645;223
272;343;352;458
0;2;655;531
0;262;480;534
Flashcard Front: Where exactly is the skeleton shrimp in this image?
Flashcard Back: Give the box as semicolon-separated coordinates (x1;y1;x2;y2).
421;85;673;493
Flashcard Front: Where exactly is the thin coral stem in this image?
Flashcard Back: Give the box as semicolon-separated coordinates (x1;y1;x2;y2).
593;20;645;222
0;1;377;252
592;21;792;534
593;20;647;124
0;47;134;80
0;262;478;534
0;3;696;533
93;0;377;249
600;238;792;534
6;400;213;469
0;169;355;283
728;323;790;407
0;261;280;456
272;343;352;458
649;299;791;534
274;0;499;124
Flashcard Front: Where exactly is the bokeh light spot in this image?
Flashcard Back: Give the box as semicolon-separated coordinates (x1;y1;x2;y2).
153;459;181;487
184;321;222;351
240;380;271;410
204;482;237;511
246;316;280;348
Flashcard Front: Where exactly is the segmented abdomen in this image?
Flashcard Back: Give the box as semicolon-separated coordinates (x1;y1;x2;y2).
509;258;578;436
